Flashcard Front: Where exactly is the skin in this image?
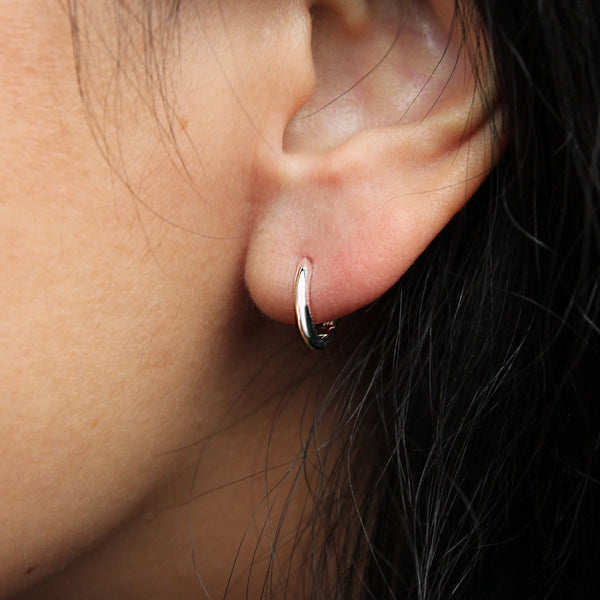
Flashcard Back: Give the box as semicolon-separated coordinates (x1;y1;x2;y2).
1;1;320;597
0;0;496;598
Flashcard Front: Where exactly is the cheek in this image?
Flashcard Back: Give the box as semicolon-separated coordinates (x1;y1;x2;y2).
0;161;214;592
0;0;303;591
0;3;253;593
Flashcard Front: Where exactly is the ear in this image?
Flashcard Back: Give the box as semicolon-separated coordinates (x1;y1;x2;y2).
245;0;501;325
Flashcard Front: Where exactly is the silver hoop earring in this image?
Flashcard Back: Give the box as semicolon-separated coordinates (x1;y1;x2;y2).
295;260;337;351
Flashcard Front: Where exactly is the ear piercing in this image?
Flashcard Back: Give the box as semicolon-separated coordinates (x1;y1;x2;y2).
295;259;337;351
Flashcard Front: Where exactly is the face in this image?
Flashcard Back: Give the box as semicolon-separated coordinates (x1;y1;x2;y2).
0;1;325;597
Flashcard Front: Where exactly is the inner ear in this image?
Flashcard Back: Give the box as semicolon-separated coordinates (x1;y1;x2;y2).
283;0;471;153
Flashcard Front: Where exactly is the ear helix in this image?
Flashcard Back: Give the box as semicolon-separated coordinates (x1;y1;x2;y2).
294;259;337;351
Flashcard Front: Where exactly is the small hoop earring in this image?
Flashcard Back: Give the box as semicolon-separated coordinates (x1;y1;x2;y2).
295;259;337;351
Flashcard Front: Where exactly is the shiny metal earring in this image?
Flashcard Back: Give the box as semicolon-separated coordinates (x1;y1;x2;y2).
295;259;337;351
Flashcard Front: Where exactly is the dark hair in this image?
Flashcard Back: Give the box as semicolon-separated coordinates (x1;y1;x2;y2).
303;1;600;598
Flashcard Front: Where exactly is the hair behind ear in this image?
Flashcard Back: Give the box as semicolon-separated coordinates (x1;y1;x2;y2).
301;0;600;598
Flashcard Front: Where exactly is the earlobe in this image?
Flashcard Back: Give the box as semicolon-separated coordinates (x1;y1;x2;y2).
244;0;501;328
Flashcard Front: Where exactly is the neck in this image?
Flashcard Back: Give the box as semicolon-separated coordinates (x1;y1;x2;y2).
17;321;342;600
